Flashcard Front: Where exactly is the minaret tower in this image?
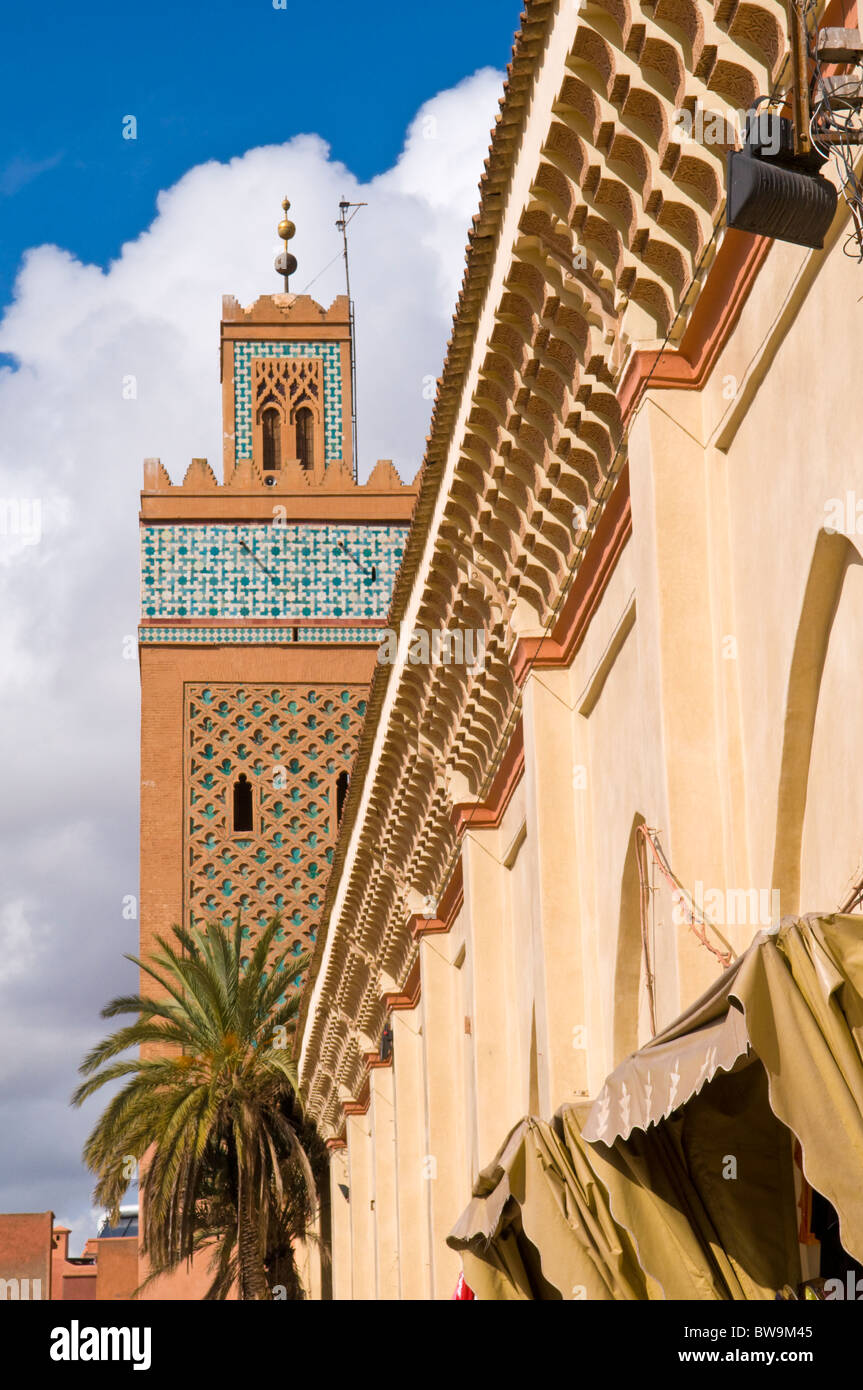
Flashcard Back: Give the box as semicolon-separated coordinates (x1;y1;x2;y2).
138;199;416;998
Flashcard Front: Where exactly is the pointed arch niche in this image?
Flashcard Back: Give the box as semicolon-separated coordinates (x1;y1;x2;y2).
233;773;254;833
251;355;325;478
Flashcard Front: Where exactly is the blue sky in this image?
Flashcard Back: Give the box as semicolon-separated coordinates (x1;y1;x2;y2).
0;0;522;312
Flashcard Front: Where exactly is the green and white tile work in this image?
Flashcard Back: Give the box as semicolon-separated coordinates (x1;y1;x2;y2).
233;341;343;461
141;522;407;622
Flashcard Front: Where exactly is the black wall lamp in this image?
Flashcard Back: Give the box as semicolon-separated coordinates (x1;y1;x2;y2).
726;9;863;250
727;111;837;248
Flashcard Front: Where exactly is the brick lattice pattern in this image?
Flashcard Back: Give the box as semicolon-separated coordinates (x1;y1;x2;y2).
184;681;368;988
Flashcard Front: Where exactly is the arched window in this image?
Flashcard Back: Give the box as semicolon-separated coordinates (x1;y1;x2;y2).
336;770;350;824
262;407;282;474
295;407;315;472
233;774;253;833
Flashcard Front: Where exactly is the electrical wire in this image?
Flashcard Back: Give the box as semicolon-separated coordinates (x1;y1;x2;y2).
299;246;345;296
798;0;863;258
637;825;736;969
635;826;659;1034
742;0;863;262
839;872;863;913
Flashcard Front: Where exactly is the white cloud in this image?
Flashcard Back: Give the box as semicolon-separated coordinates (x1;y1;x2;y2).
0;898;43;984
0;68;502;1246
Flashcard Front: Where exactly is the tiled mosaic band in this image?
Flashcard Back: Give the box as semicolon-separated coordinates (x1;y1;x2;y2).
301;627;384;644
233;341;343;461
141;522;407;620
139;626;385;646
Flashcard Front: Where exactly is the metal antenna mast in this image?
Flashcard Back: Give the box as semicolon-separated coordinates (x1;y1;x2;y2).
336;197;366;482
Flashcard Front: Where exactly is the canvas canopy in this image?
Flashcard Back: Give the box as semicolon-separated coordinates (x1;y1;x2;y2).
448;914;863;1299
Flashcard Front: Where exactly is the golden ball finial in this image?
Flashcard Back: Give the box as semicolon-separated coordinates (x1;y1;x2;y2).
275;196;298;286
278;196;295;243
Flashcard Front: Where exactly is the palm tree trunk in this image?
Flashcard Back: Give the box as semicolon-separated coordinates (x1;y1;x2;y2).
237;1165;270;1300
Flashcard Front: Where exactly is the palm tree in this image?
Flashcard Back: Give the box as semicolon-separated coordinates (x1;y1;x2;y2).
72;914;321;1299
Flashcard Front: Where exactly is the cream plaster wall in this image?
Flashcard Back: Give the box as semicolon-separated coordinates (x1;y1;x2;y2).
419;928;470;1298
370;1068;400;1301
346;1114;374;1301
391;1009;433;1299
328;1149;351;1302
704;219;863;925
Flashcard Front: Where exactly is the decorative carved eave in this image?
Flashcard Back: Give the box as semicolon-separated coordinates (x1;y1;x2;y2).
381;958;422;1010
297;0;792;1133
450;719;525;833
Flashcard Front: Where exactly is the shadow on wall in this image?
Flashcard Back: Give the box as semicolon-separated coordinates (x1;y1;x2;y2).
614;812;647;1067
772;528;863;914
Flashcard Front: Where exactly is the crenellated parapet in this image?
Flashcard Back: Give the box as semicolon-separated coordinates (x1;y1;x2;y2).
141;455;415;494
221;292;351;325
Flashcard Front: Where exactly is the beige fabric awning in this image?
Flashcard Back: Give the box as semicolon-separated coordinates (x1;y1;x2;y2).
580;950;753;1146
448;1072;799;1300
448;1108;658;1301
448;914;863;1298
583;912;863;1264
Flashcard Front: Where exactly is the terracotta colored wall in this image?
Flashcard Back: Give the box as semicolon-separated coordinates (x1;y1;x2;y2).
51;1226;76;1299
51;1228;68;1298
95;1239;139;1301
140;491;416;524
0;1212;52;1298
137;1248;224;1301
62;1271;98;1300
